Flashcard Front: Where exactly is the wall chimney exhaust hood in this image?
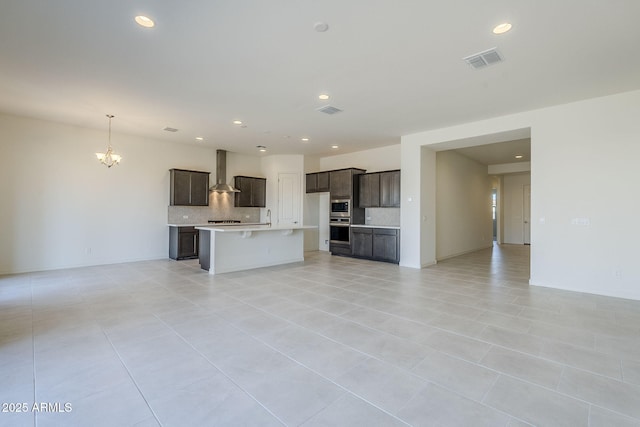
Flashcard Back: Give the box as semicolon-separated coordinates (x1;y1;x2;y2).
210;149;240;193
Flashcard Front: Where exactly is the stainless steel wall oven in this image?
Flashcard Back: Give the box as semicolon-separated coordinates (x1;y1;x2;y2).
329;217;350;244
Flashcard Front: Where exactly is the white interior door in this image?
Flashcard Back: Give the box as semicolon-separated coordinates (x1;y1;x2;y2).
318;193;330;251
523;184;531;244
278;172;300;225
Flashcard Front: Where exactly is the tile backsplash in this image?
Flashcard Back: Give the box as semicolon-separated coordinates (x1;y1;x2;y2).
365;208;400;226
168;192;260;224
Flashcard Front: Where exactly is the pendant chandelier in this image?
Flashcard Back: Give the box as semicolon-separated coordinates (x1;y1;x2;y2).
96;114;122;168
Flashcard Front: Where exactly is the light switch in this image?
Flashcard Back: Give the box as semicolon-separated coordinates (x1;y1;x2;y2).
570;218;590;226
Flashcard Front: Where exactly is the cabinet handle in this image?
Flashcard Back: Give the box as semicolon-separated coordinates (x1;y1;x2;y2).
193;235;197;253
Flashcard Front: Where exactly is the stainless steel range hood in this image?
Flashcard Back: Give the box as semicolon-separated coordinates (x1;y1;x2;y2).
210;149;240;193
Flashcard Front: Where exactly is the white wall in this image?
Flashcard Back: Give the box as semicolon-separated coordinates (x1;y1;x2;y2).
319;144;400;172
260;155;304;226
502;173;531;244
436;151;493;260
227;152;262;180
530;91;639;299
488;162;531;175
401;89;640;300
0;113;216;274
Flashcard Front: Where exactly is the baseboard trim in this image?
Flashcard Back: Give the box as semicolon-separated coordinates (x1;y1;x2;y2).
436;244;494;262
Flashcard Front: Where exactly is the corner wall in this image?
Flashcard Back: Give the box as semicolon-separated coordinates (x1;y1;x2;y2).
436;151;493;260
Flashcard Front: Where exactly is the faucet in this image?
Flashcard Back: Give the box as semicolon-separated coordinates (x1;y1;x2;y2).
266;209;271;227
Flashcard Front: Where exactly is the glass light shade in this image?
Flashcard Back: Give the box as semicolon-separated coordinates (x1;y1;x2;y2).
96;148;122;168
97;114;121;168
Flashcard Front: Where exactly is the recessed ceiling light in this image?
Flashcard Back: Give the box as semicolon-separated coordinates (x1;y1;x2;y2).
195;137;204;141
256;145;267;152
515;154;524;159
233;120;242;125
318;94;330;100
331;145;339;149
135;15;155;28
493;22;512;34
301;138;309;142
314;22;329;32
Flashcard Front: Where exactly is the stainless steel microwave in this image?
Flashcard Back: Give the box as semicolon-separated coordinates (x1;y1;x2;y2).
330;199;350;217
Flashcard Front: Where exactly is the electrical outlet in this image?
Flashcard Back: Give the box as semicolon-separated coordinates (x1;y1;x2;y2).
182;215;189;219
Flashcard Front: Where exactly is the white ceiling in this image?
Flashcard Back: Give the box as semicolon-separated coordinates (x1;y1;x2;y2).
1;1;639;157
455;138;530;165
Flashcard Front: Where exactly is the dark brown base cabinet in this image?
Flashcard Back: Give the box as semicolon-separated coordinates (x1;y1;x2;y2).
329;242;352;257
169;226;199;260
350;227;400;264
351;228;373;258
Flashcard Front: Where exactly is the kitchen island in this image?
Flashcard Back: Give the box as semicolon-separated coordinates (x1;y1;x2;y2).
195;224;316;274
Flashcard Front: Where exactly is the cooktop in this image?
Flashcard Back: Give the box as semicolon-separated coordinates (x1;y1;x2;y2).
208;220;241;224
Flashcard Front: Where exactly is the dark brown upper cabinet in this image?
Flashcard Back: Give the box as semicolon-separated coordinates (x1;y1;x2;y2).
306;171;330;193
359;173;380;208
234;176;266;207
380;170;401;207
170;169;210;206
329;169;352;198
358;170;400;208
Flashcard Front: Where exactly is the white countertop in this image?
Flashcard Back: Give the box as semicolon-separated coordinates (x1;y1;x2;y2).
167;222;266;227
350;224;400;230
195;224;317;232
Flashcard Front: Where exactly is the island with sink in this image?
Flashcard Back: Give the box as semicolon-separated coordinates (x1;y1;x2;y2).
195;224;317;274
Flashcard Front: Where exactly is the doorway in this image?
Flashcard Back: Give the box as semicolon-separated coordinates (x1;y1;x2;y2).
492;188;498;241
422;128;531;271
523;184;531;245
277;172;300;225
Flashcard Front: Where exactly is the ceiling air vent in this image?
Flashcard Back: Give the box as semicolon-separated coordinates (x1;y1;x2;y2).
463;47;503;69
316;105;343;115
163;127;179;132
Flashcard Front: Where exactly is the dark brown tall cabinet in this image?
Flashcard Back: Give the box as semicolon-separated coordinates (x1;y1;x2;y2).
170;169;210;206
234;176;266;207
329;169;354;199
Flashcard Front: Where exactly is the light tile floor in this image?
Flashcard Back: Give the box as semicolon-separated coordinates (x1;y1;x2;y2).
2;244;640;426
